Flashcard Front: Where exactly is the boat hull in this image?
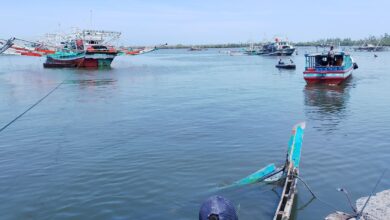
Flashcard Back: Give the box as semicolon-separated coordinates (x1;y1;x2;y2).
354;47;384;52
273;123;305;220
273;169;298;220
126;49;142;55
81;58;114;68
43;56;85;68
276;64;296;69
79;52;117;68
303;68;353;85
258;48;295;56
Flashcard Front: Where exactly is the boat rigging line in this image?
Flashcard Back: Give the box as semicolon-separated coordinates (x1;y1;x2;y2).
356;168;387;218
292;174;340;212
0;78;68;134
294;168;388;218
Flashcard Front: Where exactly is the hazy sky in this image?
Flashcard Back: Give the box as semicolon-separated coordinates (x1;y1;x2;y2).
1;0;389;45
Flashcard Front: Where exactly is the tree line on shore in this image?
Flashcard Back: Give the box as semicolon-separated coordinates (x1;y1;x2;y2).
295;33;390;46
161;33;390;49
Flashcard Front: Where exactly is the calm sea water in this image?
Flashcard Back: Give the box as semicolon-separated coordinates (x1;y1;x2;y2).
0;48;389;220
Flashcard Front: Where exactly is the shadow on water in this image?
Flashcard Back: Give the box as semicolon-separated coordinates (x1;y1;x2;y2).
303;80;353;132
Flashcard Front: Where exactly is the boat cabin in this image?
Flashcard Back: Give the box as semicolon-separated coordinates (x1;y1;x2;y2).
305;52;353;71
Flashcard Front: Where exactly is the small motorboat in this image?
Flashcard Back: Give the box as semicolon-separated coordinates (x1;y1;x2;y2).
276;63;296;69
188;47;203;51
276;59;296;69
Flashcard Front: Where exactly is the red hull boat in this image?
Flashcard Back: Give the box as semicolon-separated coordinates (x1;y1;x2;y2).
303;52;358;85
79;45;118;68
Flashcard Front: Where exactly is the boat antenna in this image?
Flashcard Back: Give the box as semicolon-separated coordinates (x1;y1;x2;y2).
90;10;93;28
356;168;387;218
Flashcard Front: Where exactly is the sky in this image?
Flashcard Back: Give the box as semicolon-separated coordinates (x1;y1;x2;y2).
0;0;389;45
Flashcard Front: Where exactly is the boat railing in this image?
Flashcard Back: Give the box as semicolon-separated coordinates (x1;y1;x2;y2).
305;54;352;71
314;66;344;71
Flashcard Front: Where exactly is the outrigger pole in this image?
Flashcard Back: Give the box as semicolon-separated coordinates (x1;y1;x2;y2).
0;37;16;54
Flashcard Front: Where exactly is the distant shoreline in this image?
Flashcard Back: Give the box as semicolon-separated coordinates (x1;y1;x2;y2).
159;44;390;49
156;34;390;49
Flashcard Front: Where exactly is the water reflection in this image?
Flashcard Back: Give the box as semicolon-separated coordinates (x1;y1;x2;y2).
303;82;352;132
64;78;118;103
65;79;117;88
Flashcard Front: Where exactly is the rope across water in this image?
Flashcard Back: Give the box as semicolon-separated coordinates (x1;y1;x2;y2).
0;78;68;133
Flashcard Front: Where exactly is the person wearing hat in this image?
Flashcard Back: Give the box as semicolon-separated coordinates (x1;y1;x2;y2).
199;196;238;220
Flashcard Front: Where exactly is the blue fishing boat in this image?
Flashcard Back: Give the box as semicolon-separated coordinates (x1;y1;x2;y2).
257;38;295;56
304;51;358;85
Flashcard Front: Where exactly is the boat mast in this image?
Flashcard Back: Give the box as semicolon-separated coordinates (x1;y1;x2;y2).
90;10;93;29
375;37;383;51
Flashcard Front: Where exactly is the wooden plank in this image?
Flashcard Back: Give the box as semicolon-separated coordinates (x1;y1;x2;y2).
273;167;298;220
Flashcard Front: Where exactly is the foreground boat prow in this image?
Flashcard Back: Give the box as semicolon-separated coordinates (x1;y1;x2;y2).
273;122;305;220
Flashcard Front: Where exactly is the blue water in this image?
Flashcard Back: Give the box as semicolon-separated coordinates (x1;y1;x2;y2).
0;49;389;219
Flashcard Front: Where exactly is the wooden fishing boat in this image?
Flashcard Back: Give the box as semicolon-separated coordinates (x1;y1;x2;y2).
76;30;120;68
354;43;385;52
43;51;85;68
303;52;358;85
273;123;305;220
217;123;305;220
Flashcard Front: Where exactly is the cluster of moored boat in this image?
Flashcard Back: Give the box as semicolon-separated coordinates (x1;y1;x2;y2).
239;37;360;86
276;50;358;85
0;29;160;69
244;38;296;56
2;32;387;219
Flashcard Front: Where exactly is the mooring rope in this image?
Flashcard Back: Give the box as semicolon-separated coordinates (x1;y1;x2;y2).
0;78;68;133
357;168;387;218
294;171;388;220
293;174;340;212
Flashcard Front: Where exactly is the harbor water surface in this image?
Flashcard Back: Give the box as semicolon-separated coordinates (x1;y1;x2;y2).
0;49;389;219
